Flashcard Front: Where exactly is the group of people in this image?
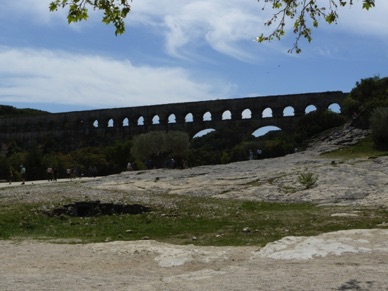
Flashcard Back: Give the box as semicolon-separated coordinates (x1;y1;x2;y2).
46;167;58;181
5;165;98;185
249;149;262;160
66;166;98;179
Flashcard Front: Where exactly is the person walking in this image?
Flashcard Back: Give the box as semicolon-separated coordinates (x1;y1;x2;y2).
47;167;53;181
20;165;26;185
7;167;13;185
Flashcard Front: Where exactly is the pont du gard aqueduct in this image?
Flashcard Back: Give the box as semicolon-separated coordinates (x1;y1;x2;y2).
0;91;347;150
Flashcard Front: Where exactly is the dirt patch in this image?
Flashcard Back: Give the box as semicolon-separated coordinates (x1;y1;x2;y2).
1;229;387;290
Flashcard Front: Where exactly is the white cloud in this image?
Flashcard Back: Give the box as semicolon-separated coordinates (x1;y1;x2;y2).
2;1;387;59
0;0;62;24
0;47;234;109
336;1;388;38
131;0;271;61
130;0;388;59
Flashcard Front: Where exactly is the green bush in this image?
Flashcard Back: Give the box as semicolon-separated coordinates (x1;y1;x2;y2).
343;76;388;128
297;169;318;189
294;109;346;143
131;131;190;168
370;107;388;149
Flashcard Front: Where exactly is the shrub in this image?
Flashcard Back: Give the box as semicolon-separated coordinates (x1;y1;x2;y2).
370;107;388;149
297;169;318;189
131;131;190;168
343;76;388;128
294;109;346;143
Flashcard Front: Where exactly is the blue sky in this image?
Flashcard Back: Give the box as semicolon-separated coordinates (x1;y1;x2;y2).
0;0;387;114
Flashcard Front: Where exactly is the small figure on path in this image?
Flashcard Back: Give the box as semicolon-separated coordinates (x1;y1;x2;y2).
53;168;58;181
20;165;26;185
7;167;13;185
249;150;253;160
257;149;262;159
47;167;53;181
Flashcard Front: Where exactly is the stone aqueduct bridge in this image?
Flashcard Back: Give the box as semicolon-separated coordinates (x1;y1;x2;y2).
0;91;347;149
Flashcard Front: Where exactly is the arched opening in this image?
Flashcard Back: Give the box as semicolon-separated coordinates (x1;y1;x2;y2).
242;109;252;119
152;115;160;125
222;110;231;120
305;105;317;114
283;106;295;116
328;103;341;113
93;120;99;128
252;126;281;137
185;113;193;123
122;117;129;127
262;108;273;118
193;128;215;138
108;118;114;127
137;116;144;126
168;114;176;124
203;111;212;121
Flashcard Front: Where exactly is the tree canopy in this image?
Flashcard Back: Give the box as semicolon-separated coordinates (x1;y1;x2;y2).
49;0;131;35
130;131;190;168
256;0;375;53
343;76;388;127
49;0;375;51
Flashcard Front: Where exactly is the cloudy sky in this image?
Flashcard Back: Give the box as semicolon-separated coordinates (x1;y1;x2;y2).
0;0;387;113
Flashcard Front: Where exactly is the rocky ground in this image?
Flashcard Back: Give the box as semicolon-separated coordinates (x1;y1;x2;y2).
1;124;388;290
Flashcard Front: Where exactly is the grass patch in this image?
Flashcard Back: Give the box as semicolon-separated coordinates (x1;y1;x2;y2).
321;135;388;159
1;195;387;247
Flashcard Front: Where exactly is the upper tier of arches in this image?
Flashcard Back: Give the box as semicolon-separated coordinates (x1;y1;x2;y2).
0;92;347;142
0;91;346;139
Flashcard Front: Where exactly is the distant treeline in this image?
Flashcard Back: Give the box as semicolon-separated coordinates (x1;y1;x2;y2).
0;105;49;118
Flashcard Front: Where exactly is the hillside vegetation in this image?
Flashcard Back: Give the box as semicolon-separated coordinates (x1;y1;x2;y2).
0;105;49;118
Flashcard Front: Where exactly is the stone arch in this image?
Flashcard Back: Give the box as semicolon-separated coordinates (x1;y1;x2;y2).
122;117;129;127
152;115;160;125
108;118;114;128
283;106;295;116
328;103;341;113
222;110;231;120
137;116;144;126
252;125;281;137
242;109;252;119
262;108;273;118
93;119;99;128
185;113;193;123
305;105;317;114
168;114;176;124
203;111;212;121
193;128;215;138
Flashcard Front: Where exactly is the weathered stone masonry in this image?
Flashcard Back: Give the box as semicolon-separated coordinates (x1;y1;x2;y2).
0;91;347;150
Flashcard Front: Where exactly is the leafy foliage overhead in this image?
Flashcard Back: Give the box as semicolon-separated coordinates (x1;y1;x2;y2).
256;0;375;53
49;1;375;51
49;0;131;35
